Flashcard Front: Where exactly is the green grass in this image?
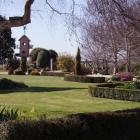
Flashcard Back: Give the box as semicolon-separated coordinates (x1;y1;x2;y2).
0;75;140;119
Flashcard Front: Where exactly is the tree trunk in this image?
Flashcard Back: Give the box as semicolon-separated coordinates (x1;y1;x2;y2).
0;0;34;30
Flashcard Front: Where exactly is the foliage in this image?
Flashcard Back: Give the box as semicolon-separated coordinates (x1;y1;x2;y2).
0;16;16;64
2;109;140;140
36;50;50;68
89;83;140;102
0;105;19;122
118;82;140;90
57;54;75;72
111;75;120;81
64;74;105;83
29;48;45;64
112;72;133;81
20;57;27;72
0;78;27;90
75;48;81;75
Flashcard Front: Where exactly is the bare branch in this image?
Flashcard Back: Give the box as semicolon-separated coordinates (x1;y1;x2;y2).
0;0;34;30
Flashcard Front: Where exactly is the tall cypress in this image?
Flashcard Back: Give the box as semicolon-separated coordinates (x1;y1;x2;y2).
75;48;81;75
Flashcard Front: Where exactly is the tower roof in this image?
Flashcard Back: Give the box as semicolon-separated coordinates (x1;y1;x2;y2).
18;35;30;41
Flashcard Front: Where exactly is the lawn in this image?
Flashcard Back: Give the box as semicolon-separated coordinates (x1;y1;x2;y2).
0;75;140;119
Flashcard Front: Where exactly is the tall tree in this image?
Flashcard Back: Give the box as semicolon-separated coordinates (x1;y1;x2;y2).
0;16;15;64
75;48;81;75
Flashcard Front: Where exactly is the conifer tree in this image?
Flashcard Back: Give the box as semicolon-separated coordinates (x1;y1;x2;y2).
75;48;81;75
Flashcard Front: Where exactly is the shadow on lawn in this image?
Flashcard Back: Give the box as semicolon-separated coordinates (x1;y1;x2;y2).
0;87;87;93
25;87;87;93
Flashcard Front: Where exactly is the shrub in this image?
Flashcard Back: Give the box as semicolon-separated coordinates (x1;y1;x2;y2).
111;75;120;81
112;72;133;81
89;83;140;102
1;109;140;140
64;74;105;83
0;78;27;90
57;54;75;72
14;70;25;75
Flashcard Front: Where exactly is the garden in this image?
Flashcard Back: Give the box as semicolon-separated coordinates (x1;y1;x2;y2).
1;0;140;138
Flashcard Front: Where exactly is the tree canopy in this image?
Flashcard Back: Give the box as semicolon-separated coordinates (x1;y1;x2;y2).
0;16;15;64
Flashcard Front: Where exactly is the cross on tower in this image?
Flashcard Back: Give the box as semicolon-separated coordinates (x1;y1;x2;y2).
23;26;26;35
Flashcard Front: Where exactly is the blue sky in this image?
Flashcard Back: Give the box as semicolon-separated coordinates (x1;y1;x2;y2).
0;0;79;56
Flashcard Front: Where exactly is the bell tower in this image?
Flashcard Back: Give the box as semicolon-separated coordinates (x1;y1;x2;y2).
19;35;30;57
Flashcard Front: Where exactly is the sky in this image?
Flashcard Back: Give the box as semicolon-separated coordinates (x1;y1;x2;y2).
0;0;79;56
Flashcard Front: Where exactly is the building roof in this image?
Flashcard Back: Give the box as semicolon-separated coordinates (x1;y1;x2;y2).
18;35;30;41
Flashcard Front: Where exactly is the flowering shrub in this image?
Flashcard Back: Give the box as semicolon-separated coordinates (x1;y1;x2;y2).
112;72;133;81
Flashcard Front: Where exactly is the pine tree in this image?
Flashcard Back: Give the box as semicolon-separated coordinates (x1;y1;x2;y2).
75;48;81;75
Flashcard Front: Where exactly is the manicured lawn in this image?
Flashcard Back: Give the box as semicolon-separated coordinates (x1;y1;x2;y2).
0;75;140;119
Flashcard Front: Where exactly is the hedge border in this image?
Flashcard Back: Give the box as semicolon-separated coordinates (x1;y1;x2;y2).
89;84;140;102
1;110;140;140
41;71;70;77
64;74;105;83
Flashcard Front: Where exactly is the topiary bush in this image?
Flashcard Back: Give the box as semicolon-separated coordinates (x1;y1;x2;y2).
0;78;28;90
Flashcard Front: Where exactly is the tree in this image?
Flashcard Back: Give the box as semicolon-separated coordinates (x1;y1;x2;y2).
0;16;15;64
75;48;81;75
0;0;77;30
74;0;140;74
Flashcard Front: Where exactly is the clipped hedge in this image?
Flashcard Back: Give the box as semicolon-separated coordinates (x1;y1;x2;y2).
41;71;70;77
1;110;140;140
64;74;105;83
89;83;140;102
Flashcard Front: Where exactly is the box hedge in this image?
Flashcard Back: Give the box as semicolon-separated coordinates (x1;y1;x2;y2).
64;74;105;83
89;83;140;102
1;109;140;140
41;71;69;77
